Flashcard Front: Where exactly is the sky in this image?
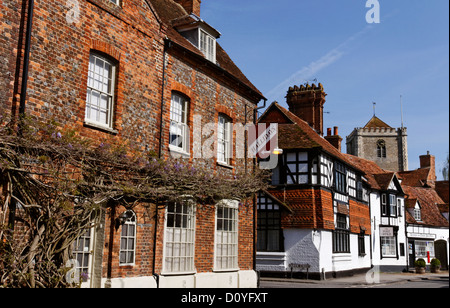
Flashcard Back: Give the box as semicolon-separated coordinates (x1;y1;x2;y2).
201;0;449;179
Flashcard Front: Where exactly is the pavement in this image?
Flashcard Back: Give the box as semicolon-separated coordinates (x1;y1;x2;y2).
260;270;449;288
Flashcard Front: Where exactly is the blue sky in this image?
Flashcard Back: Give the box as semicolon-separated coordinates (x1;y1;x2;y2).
202;0;449;179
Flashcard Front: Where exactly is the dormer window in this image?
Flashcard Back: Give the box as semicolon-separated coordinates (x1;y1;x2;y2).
175;15;221;64
414;207;422;221
200;29;216;62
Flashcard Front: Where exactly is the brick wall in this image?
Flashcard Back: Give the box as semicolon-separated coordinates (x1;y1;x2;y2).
2;0;259;285
0;0;22;117
9;0;165;151
269;187;335;230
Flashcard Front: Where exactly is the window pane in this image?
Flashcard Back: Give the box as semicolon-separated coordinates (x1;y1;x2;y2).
164;202;195;273
85;54;115;127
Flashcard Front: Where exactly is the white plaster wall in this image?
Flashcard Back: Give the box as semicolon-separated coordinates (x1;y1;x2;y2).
101;276;158;288
103;270;257;288
370;192;408;269
284;229;320;272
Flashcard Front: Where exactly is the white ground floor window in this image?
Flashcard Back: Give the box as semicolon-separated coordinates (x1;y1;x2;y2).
381;236;397;257
163;201;196;274
215;200;239;271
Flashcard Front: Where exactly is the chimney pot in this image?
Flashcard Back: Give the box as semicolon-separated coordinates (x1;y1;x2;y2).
286;83;327;136
334;126;339;136
327;128;332;136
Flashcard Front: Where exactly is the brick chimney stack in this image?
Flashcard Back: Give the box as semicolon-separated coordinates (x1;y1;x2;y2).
286;83;327;136
174;0;202;16
325;126;343;152
420;151;436;187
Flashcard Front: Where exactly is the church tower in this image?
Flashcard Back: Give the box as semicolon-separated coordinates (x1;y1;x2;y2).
346;116;408;172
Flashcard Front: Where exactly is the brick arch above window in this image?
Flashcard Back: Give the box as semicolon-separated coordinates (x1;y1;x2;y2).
171;81;194;101
215;104;235;121
90;39;122;61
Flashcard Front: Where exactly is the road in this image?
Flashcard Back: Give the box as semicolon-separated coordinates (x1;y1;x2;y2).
259;275;449;289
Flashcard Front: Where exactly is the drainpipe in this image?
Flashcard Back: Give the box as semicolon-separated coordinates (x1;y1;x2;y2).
158;39;170;159
252;99;267;276
19;0;34;118
152;202;160;288
9;0;34;231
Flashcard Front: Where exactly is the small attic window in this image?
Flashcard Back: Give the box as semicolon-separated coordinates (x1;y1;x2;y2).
109;0;121;6
177;17;219;64
199;29;216;62
414;207;422;221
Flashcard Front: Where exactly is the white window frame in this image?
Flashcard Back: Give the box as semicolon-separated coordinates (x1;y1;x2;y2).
389;194;397;217
163;201;196;274
109;0;121;6
414;207;422;221
169;93;189;154
214;200;239;271
199;29;216;63
72;228;94;284
381;236;397;257
217;115;232;165
119;211;137;266
381;193;388;216
85;53;116;129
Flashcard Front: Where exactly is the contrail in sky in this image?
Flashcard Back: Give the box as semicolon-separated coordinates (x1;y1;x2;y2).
266;25;374;102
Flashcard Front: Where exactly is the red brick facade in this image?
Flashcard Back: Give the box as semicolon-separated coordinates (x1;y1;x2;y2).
1;0;263;287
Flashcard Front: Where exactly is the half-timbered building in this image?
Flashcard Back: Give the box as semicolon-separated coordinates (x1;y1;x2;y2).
345;154;408;272
256;84;372;279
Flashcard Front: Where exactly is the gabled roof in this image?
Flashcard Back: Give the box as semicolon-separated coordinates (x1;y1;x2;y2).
403;185;448;227
344;154;403;193
149;0;264;100
397;168;433;188
259;102;364;173
363;116;392;129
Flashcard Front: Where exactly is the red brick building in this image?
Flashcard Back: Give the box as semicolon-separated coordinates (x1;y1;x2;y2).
256;84;372;279
1;0;264;288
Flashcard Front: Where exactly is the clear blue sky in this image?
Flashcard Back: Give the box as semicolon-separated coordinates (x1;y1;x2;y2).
202;0;449;179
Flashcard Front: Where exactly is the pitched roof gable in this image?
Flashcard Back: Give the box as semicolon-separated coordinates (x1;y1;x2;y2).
344;154;403;193
397;168;433;188
363;116;392;129
403;186;448;227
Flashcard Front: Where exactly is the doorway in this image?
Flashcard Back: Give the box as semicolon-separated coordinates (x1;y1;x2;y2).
435;240;448;270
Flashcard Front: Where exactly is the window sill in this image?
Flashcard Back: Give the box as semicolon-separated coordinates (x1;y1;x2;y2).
160;271;196;277
84;121;118;135
119;263;135;267
216;161;234;169
168;145;190;158
213;268;240;273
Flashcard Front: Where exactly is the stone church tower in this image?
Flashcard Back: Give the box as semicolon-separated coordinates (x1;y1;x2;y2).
346;116;408;172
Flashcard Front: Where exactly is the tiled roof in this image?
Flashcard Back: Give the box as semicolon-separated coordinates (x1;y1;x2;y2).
397;168;433;188
344;154;401;191
403;185;448;227
149;0;264;99
363;116;392;128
